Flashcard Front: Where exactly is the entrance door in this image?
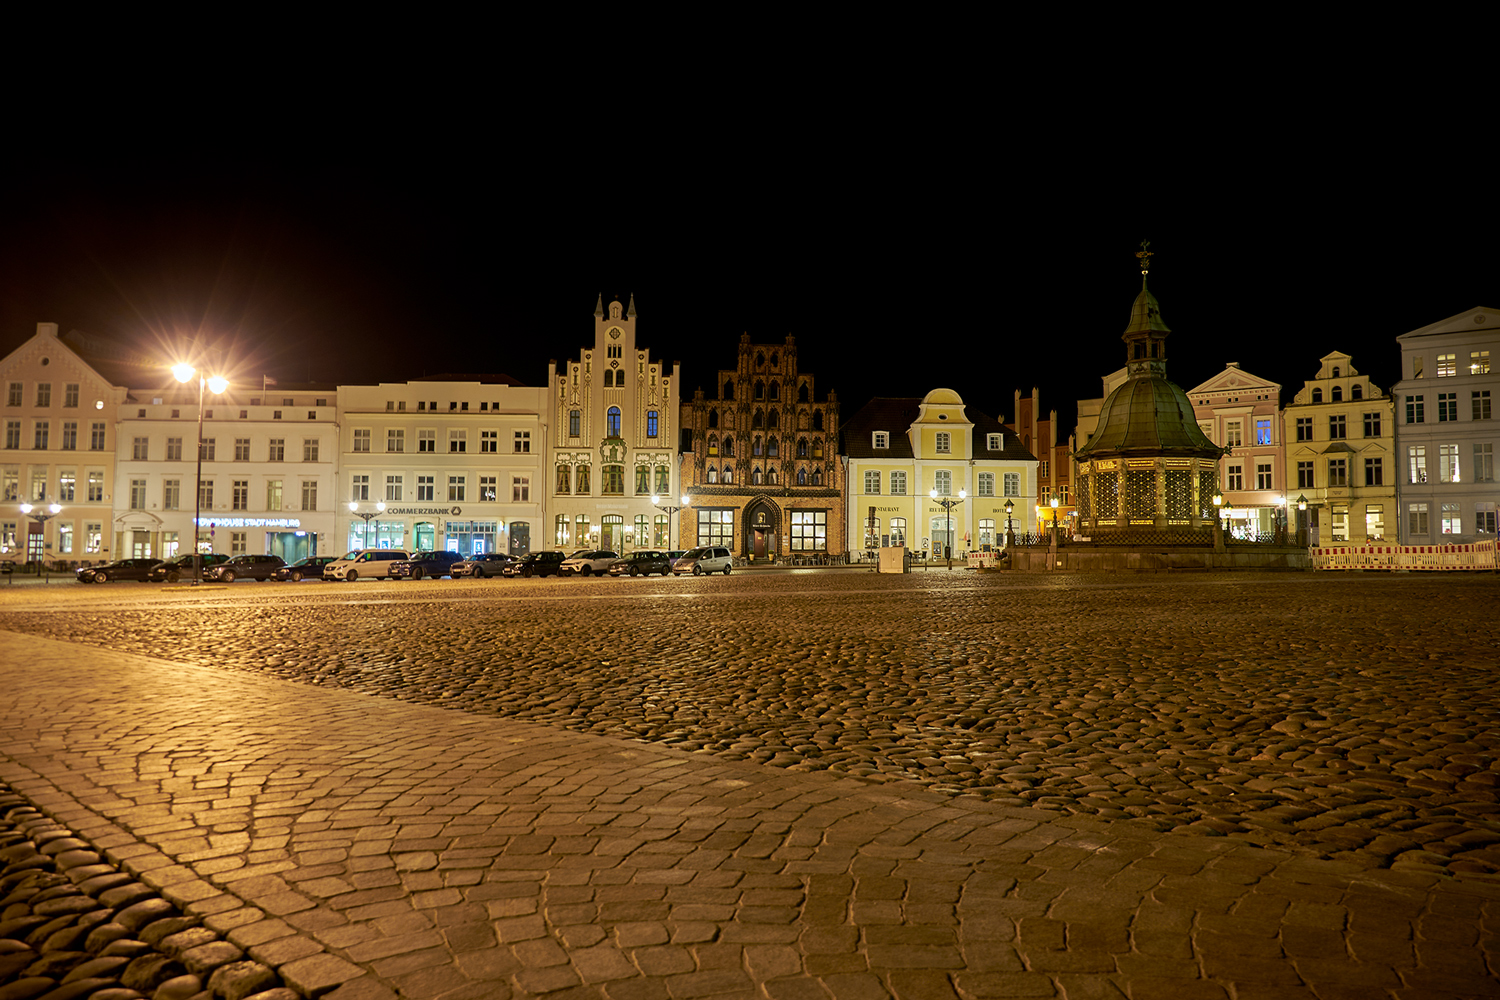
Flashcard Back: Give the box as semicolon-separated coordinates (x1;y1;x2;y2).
753;529;767;558
601;516;624;553
131;531;152;559
509;522;530;555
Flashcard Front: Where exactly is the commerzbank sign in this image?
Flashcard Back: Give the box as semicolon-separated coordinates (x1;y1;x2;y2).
383;507;463;516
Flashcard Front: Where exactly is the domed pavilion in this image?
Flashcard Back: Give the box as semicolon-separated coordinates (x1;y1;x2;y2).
1074;247;1226;542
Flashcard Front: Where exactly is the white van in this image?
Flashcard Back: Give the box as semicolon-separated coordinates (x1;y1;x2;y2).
323;549;411;582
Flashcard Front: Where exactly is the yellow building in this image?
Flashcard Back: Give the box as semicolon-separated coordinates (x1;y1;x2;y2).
842;389;1039;560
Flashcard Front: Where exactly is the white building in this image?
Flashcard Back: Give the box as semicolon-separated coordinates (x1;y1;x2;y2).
336;378;547;556
1392;306;1499;542
114;381;340;562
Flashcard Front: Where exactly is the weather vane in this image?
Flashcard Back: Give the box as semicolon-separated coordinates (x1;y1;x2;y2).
1136;239;1153;276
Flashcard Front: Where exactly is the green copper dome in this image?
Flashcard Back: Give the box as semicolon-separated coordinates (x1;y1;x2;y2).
1075;375;1221;460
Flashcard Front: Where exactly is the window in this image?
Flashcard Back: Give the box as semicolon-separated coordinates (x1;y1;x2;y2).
933;470;951;495
352;429;370;453
197;479;212;510
606;407;621;437
555;515;570;546
90;422;106;450
388;429;405;452
31;422;48;450
161;479;179;510
1226;464;1243;490
569;410;580;437
301;481;317;511
4;383;19;407
1256;462;1272;490
697;509;733;547
1471;351;1491;375
449;430;466;453
352;474;369;501
647;411;659;438
266;480;282;511
889;471;907;495
235;437;251;461
88;472;103;502
304;439;319;462
1332;386;1343;403
416;476;433;501
36;383;51;407
1038;460;1049;478
3;421;17;449
935;431;950;454
1255;419;1272;445
61;422;76;450
58;471;75;502
1328;415;1346;439
1312;389;1322;403
1295;417;1312;441
479;476;497;501
231;531;247;555
1437;353;1456;377
1406;396;1424;423
790;510;827;551
273;411;282;420
478;430;496;453
512;430;530;453
978;472;995;497
1476;444;1495;483
635;465;650;495
130;479;147;510
1327;458;1347;487
1297;461;1315;489
1362;412;1381;438
1408;445;1427;484
873;431;888;450
512;476;529;502
576;465;590;494
1441;503;1461;534
448;476;467;502
861;470;881;494
418;430;435;452
1475;391;1493;420
1409;502;1429;535
1438;392;1457;422
268;439;285;462
1331;505;1348;542
1364;458;1383;486
602;465;624;495
132;437;149;460
1438;444;1460;483
57;523;72;554
1224;421;1243;446
987;433;1002;450
29;469;44;502
1365;505;1384;540
388;475;405;501
556;465;571;494
232;480;249;510
1003;472;1020;497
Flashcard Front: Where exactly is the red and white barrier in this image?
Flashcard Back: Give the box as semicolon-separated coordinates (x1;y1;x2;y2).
1311;539;1498;571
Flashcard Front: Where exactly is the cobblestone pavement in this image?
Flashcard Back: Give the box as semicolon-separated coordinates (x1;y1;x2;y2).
0;572;1497;998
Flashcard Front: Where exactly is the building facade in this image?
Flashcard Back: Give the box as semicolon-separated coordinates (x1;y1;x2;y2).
680;334;842;560
1005;388;1074;536
336;378;547;557
1281;352;1396;544
547;297;679;554
1187;363;1287;539
1392;307;1499;543
843;390;1038;558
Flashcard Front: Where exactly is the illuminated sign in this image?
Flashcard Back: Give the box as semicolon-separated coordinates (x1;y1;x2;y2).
384;507;462;516
193;517;303;528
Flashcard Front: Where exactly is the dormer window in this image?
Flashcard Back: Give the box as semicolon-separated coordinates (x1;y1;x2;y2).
987;433;1002;450
873;431;889;449
935;431;950;454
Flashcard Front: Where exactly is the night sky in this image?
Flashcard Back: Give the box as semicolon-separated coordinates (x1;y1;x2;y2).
2;137;1490;442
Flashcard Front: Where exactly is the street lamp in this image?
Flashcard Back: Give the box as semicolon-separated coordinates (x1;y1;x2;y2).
1296;494;1309;546
1049;495;1060;552
1003;498;1015;548
349;501;386;549
651;494;691;552
172;363;229;585
19;500;62;580
929;488;966;570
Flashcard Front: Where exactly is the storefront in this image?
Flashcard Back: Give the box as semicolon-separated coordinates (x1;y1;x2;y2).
196;517;321;563
354;507;522;556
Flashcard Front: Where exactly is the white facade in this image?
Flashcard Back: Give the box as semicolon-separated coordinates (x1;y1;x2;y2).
546;297;680;553
336;380;547;556
113;384;340;562
1393;306;1500;542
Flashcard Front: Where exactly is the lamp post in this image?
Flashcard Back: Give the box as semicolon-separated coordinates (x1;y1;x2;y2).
651;494;691;552
349;501;386;550
172;364;228;585
19;500;62;581
1296;494;1309;547
929;488;966;570
1003;498;1015;548
1049;495;1060;554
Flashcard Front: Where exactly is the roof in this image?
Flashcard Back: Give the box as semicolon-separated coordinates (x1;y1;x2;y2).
1075;374;1224;461
843;397;1038;462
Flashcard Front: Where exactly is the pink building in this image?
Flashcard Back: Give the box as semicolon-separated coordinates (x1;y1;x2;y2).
1187;363;1287;539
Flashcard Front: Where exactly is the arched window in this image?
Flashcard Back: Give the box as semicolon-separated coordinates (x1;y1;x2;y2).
812;467;822;486
1352;384;1363;400
707;466;718;484
812;439;824;459
755;380;765;400
797;438;808;458
753;467;763;485
798;383;809;403
813;410;824;431
797;467;807;485
754;436;763;456
708;434;719;456
603;370;615;388
1333;366;1341;377
753;410;765;429
769;410;779;429
607;407;621;436
1332;386;1343;402
708;409;719;429
768;437;779;457
755;352;765;368
770;353;779;368
724;380;735;400
1312;389;1323;403
768;468;778;485
723;436;734;456
723;467;733;484
770;381;780;401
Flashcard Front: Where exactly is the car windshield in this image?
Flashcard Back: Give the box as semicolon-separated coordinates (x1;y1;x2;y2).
341;551;364;560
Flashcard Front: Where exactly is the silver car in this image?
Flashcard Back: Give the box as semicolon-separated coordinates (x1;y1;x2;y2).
671;546;733;575
558;550;620;577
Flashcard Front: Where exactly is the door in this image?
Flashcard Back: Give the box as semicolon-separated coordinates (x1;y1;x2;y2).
509;522;530;555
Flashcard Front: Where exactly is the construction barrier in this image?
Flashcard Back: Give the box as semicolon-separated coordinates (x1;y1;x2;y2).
1311;539;1499;571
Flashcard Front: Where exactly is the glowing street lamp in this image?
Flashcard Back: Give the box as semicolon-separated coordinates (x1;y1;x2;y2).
929;488;966;570
19;500;62;579
651;494;691;552
173;363;229;584
349;501;386;549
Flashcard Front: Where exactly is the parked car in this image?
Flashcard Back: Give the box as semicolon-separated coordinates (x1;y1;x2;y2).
77;558;162;584
504;550;566;578
390;550;467;580
323;549;411;582
273;555;337;582
665;550;687;567
453;552;518;578
147;553;231;583
672;546;734;575
608;550;673;577
204;554;286;583
559;550;621;577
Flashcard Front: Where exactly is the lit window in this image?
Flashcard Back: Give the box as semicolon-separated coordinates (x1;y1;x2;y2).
1437;353;1456;377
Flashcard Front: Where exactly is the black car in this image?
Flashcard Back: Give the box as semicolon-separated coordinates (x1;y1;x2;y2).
147;553;231;583
273;555;337;582
452;552;518;578
77;558;162;584
505;550;565;578
608;550;673;576
203;554;287;582
390;550;467;580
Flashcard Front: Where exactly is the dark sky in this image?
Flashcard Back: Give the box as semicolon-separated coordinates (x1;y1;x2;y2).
1;126;1490;442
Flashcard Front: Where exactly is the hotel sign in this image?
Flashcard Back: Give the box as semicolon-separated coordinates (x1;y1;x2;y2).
194;517;302;528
